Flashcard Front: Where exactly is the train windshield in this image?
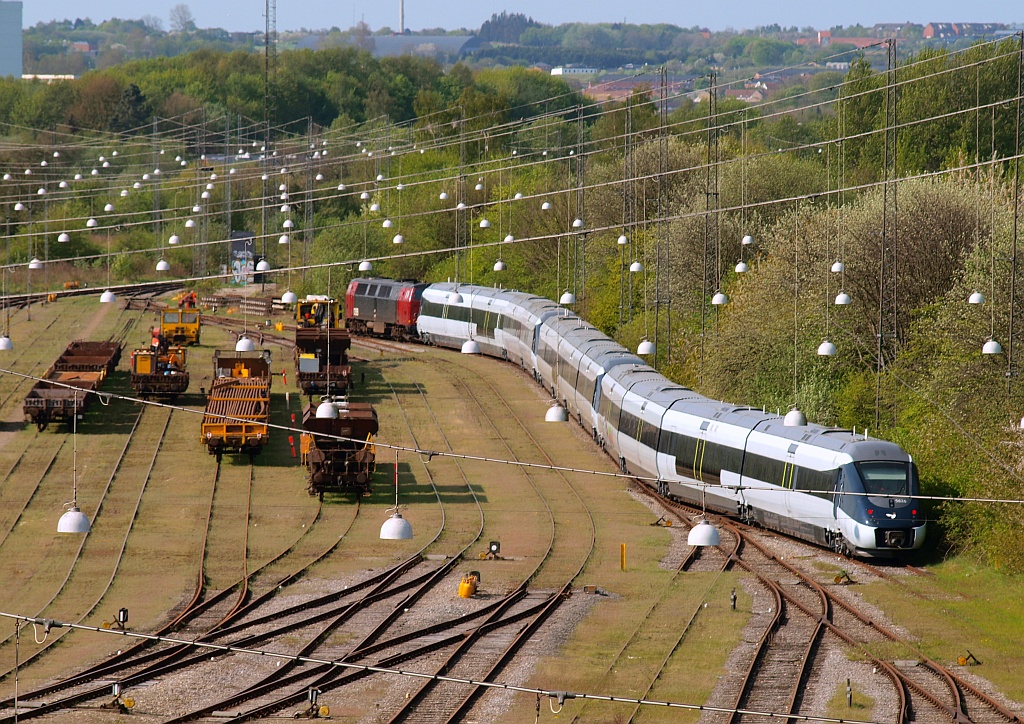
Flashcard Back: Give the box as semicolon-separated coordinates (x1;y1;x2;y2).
854;461;914;496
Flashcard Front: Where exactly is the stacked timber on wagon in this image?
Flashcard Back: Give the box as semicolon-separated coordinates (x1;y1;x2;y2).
201;349;272;460
23;340;122;430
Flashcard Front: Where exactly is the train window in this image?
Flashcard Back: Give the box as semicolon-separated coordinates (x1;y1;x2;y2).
855;462;911;496
163;312;178;323
796;467;839;495
376;286;391;298
639;420;660;450
366;284;378;296
355;283;368;295
618;409;639;438
182;313;198;324
742;451;787;487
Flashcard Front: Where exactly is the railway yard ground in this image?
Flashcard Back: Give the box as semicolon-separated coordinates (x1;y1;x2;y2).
0;291;1022;723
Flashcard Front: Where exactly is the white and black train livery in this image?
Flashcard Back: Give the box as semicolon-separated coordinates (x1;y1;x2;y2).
358;279;926;557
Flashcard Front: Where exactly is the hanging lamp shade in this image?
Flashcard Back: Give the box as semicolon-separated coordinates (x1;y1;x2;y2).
742;235;754;246
315;173;324;181
448;291;464;304
439;191;449;200
235;336;256;352
360;191;370;200
784;408;807;426
281;291;298;304
281;204;291;213
279;234;290;244
256;259;271;272
735;260;749;273
834;291;852;305
392;234;404;244
687;519;720;546
514;192;523;199
28;258;42;270
545;403;568;422
831;260;845;273
542;201;552;210
338;183;347;191
134;182;142;189
711;292;728;306
475;182;484;191
185;219;195;228
494;259;506;271
0;335;13;351
168;234;180;245
359;260;373;272
58;232;70;242
617;235;629;245
504;234;515;243
100;290;117;303
629;261;643;272
479;218;491;228
283;219;294;229
376;173;384;182
637;339;656;355
370;203;381;212
572;218;584;229
983;338;1003;355
969;291;985;304
382;219;393;228
156;259;170;272
316;399;339;418
200;190;210;199
461;339;481;354
559;290;576;305
192;204;201;212
817;340;837;356
57;506;91;534
380;511;413;540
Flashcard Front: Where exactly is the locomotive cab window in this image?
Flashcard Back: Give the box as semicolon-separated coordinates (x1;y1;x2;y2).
855;461;914;496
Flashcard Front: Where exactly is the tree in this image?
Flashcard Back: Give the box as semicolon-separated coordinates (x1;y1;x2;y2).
108;83;153;133
169;4;196;33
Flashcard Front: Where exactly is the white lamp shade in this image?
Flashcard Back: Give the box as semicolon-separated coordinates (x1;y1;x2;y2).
58;506;91;534
185;219;196;228
784;408;807;426
735;261;749;273
279;234;290;244
831;260;845;273
617;235;628;245
316;173;324;181
316;400;339;418
457;202;466;210
281;204;291;213
393;234;404;244
504;234;514;243
382;219;393;228
817;340;837;356
541;201;552;210
370;203;381;212
376;174;384;181
461;339;481;354
983;339;1003;355
514;192;523;199
104;203;115;212
28;258;42;269
545;404;568;422
156;259;170;271
969;291;985;304
235;336;256;352
134;182;142;189
479;219;490;228
86;218;98;228
58;232;70;242
572;218;584;229
629;261;643;272
835;291;852;305
200;190;210;198
742;235;754;246
283;219;294;229
448;292;464;304
100;290;117;303
687;519;720;546
256;259;270;272
559;291;576;305
0;335;13;350
169;234;180;245
281;291;298;304
637;339;656;355
359;261;373;271
360;191;370;199
711;292;728;305
494;259;506;271
475;183;483;191
439;192;448;200
380;512;413;540
192;204;201;212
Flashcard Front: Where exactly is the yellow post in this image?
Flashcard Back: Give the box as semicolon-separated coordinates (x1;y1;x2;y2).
620;543;626;571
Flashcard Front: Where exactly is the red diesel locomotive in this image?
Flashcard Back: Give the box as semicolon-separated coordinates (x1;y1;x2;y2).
344;277;429;340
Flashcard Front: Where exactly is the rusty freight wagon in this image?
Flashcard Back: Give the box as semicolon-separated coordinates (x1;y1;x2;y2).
201;349;272;461
301;398;378;497
23;340;122;430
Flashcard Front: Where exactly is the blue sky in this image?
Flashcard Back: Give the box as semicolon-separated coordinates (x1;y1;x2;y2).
22;0;1023;33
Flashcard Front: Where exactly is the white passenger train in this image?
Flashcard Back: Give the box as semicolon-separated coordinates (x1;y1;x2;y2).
397;281;927;556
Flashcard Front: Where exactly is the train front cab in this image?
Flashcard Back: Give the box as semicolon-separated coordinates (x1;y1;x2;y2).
833;458;926;555
162;309;201;345
395;282;429;337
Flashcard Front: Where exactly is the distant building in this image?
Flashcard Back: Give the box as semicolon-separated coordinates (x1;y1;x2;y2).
551;66;598;76
0;1;22;78
310;33;483;60
924;23;958;39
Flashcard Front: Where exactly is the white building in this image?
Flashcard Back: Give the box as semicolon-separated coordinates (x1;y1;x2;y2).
0;1;22;78
551;66;598;76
